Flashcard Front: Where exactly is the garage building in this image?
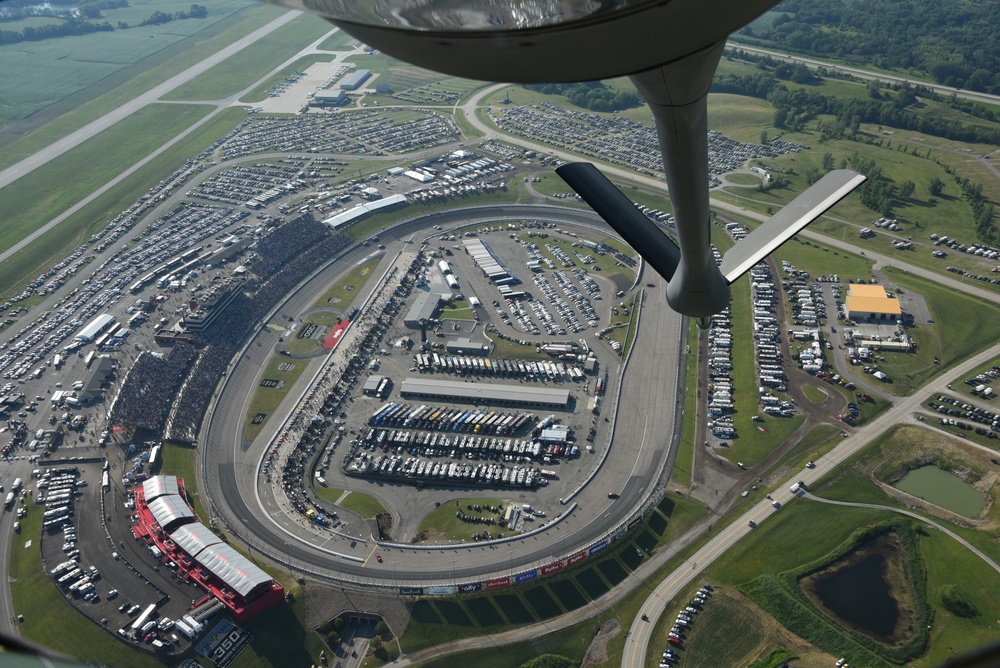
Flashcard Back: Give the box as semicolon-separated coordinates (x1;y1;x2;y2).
404;292;447;327
400;377;570;408
844;283;902;322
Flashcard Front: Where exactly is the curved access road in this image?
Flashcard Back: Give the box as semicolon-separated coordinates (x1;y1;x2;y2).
804;493;1000;575
623;339;1000;666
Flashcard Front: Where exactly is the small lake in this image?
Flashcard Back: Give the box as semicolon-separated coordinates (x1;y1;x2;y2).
814;552;897;639
894;466;985;518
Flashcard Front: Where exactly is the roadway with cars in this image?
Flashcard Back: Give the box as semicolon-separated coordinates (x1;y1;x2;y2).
623;341;1000;666
200;204;686;585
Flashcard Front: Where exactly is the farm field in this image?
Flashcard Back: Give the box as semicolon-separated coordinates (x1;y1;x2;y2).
0;2;284;168
0;0;257;126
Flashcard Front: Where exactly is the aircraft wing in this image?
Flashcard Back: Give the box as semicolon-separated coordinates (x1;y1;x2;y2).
720;169;866;284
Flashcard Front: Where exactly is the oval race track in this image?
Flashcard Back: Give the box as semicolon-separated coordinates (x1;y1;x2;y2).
200;204;686;587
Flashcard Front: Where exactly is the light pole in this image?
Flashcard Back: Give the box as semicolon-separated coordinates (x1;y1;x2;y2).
449;558;458;585
390;562;398;589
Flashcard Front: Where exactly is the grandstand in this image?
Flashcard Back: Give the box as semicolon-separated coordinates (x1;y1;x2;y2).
131;475;284;621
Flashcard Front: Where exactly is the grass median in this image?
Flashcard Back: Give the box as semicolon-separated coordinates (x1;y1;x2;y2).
0;105;246;301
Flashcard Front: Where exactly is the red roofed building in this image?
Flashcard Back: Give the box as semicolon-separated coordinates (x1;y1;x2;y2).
131;475;284;621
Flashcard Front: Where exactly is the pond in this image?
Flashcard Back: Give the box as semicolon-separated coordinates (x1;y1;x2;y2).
894;465;986;518
814;552;898;639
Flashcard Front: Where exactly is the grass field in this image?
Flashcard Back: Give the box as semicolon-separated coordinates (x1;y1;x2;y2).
410;623;588;668
707;94;775;143
311;485;387;519
233;585;326;668
336;490;388;519
517;233;636;290
313;257;382;309
0;4;287;168
400;493;708;659
0;102;211;255
818;424;1000;522
772;423;842;474
671;320;700;488
874;266;1000;394
801;384;829;404
159;440;210;521
0;0;258;126
950;355;1000;400
161;14;333;101
313;485;345;504
417;498;519;541
282;256;381;355
484;332;550;361
605;292;640;356
721;122;986;250
0;105;247;301
243;355;312;442
673;590;770;668
284;314;341;354
769;430;1000;666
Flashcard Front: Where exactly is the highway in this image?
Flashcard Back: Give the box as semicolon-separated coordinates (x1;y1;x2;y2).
728;44;1000;108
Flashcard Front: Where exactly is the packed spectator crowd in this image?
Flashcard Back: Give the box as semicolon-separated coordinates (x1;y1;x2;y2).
109;344;198;433
166;220;354;442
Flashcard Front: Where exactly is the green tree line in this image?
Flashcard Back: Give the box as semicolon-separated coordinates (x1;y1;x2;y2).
521;82;644;112
736;0;1000;93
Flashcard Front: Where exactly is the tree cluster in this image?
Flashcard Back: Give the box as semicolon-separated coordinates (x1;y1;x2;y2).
0;18;112;44
736;0;1000;93
0;2;205;43
710;73;1000;146
138;4;207;26
522;82;644;112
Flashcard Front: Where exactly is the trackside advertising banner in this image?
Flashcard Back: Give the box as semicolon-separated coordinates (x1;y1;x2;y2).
541;561;564;575
484;577;510;590
515;570;538;584
459;582;482;594
589;540;609;555
567;551;587;566
428;585;457;596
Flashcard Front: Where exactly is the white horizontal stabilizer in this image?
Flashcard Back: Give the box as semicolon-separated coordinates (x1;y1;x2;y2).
720;169;866;284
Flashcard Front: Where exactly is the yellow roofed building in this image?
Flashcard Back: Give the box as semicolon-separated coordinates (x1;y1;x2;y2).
845;283;902;322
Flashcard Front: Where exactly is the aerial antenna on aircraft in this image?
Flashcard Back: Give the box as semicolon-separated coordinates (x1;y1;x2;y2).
267;0;865;325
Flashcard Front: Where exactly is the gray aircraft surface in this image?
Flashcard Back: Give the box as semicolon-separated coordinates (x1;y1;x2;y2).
269;0;865;325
